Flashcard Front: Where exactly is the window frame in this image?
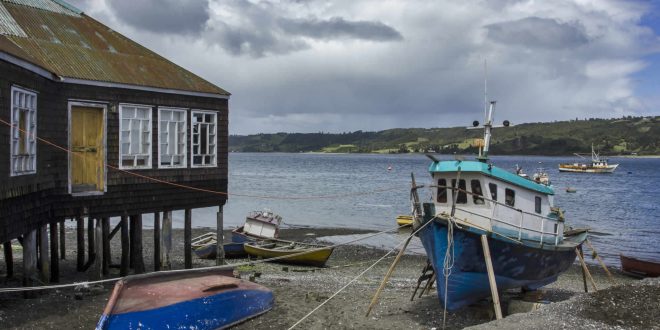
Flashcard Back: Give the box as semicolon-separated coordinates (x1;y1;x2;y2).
505;188;515;207
471;179;485;205
451;179;467;204
10;86;37;176
437;178;447;203
190;110;218;168
488;183;498;202
158;107;188;169
535;196;542;214
118;103;153;169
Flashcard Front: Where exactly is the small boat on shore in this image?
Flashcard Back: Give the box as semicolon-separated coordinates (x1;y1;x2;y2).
396;215;413;226
231;210;282;243
96;269;273;330
558;145;619;173
565;187;577;193
620;255;660;278
244;239;334;267
191;233;247;259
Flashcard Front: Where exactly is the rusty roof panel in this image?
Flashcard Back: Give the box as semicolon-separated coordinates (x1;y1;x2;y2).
0;1;228;96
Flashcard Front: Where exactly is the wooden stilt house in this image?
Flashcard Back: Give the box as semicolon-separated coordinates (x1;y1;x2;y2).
0;0;229;278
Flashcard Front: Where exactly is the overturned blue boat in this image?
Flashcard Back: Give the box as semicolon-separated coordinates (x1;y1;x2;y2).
413;102;587;311
96;269;273;330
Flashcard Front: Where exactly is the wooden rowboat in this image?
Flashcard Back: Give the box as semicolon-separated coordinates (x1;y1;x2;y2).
96;269;273;330
192;233;247;259
244;239;334;267
620;254;660;278
396;215;413;226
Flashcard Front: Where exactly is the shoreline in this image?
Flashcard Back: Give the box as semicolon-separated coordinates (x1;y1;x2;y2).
0;226;652;329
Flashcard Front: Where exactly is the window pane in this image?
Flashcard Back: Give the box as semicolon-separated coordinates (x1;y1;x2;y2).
18;110;26;154
471;179;484;204
489;183;497;201
452;179;467;204
535;196;542;214
201;124;208;154
505;188;515;207
437;179;447;203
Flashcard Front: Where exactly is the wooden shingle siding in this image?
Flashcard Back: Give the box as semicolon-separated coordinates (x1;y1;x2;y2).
0;60;228;242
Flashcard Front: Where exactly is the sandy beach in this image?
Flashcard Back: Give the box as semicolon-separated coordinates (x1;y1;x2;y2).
0;226;656;329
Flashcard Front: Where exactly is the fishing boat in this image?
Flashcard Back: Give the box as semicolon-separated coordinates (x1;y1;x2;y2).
191;233;247;259
396;215;413;226
565;187;577;193
244;239;334;267
620;255;660;278
558;145;619;173
413;101;588;311
96;269;274;330
231;210;282;243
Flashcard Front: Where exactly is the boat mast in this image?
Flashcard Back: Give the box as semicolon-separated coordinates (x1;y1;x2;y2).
480;101;496;161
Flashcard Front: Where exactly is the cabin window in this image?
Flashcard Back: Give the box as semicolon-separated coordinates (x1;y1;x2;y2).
158;108;187;168
535;196;542;214
489;183;497;201
505;188;515;207
471;180;484;204
437;179;447;203
451;179;467;204
191;110;217;167
119;104;152;169
10;86;37;176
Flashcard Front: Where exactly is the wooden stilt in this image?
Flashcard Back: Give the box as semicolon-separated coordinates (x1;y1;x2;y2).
184;208;192;269
38;225;49;283
87;218;95;264
92;221;103;280
216;205;225;266
131;214;145;274
23;230;37;296
576;247;597;292
59;220;65;260
3;241;13;278
366;235;413;317
129;215;135;269
76;216;84;271
481;235;503;320
120;215;129;276
585;239;613;282
578;246;588;292
49;222;59;282
102;218;110;276
154;212;161;272
162;211;172;270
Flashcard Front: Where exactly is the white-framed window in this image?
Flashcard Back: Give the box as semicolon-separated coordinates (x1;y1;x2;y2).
119;104;152;169
10;86;37;176
158;107;187;168
191;110;217;167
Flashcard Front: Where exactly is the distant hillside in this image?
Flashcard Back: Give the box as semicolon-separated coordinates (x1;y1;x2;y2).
229;116;660;155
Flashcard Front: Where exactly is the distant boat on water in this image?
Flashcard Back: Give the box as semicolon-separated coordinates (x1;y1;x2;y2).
396;215;413;226
620;255;660;278
558;145;619;173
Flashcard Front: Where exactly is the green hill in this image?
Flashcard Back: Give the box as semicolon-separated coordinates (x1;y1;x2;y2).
229;116;660;155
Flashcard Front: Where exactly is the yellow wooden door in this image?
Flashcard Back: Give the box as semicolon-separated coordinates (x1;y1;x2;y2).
71;106;104;192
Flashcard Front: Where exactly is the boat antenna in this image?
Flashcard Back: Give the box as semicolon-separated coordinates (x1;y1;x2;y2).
484;59;488;121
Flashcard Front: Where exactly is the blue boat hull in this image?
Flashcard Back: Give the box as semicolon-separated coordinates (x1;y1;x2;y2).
194;242;247;259
419;220;577;311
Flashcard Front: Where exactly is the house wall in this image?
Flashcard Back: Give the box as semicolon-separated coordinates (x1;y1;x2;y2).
0;60;228;242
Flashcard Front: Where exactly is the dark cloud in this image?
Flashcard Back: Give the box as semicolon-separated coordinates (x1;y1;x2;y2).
107;0;209;35
279;17;403;41
486;17;589;49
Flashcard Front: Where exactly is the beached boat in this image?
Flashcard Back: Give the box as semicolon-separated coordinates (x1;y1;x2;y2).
244;239;334;267
396;215;413;226
414;101;588;311
96;269;274;330
191;233;247;259
558;145;619;173
231;210;282;243
620;255;660;278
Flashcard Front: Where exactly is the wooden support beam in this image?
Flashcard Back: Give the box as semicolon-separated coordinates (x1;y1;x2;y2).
131;215;145;274
59;220;65;260
120;215;129;276
366;235;413;317
91;221;103;280
154;212;161;272
3;241;13;278
87;218;95;265
129;215;135;269
184;208;192;269
585;239;613;283
49;222;59;282
23;230;37;295
102;218;110;276
38;225;49;283
480;235;503;320
216;205;225;266
162;211;172;270
578;246;588;292
108;222;121;241
76;216;84;271
576;246;597;292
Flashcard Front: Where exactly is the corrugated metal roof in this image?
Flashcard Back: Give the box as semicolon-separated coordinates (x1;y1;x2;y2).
0;3;26;37
0;0;229;96
4;0;79;17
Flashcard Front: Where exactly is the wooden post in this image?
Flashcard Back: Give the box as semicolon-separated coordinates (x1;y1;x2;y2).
184;208;192;269
102;218;110;276
49;222;59;282
576;247;597;292
366;235;413;317
38;225;49;283
59;220;65;260
3;241;13;278
92;220;103;280
131;214;145;274
23;230;37;290
76;216;84;271
87;217;95;265
154;212;161;272
481;235;503;320
216;205;225;266
585;239;613;282
129;215;135;269
578;246;588;292
120;215;129;276
162;211;172;270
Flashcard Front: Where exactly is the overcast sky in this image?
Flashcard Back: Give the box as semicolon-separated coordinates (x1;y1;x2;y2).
68;0;660;135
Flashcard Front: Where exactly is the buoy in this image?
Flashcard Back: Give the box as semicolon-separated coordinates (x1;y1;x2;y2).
387;165;392;171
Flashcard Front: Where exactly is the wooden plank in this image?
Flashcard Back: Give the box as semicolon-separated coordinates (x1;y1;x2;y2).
76;216;84;271
576;247;597;292
153;212;161;272
585;239;613;282
108;222;121;241
161;211;172;270
365;235;413;317
102;217;110;276
184;208;192;269
3;241;12;278
480;235;503;320
120;215;129;276
49;222;59;282
87;218;95;265
216;205;225;266
59;220;65;260
132;214;145;274
23;230;37;292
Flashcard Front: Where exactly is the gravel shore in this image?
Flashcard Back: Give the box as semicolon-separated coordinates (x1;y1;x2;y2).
0;226;654;329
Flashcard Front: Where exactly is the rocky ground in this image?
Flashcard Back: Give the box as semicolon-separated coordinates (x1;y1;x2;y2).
0;226;655;329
